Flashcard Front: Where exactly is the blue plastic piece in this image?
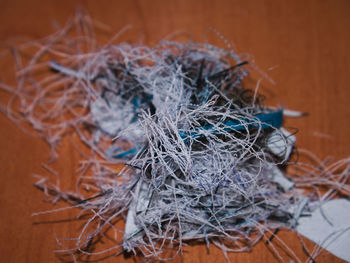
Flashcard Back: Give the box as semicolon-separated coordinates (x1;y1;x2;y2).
180;109;283;140
112;148;138;158
110;110;283;159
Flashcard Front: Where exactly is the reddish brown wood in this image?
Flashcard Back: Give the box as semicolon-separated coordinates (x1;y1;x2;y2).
0;0;349;262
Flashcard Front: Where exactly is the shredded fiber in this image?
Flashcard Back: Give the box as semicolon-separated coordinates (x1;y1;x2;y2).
1;12;350;262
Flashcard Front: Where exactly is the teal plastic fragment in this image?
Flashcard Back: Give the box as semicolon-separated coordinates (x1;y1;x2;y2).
110;110;283;159
180;109;283;140
112;148;138;158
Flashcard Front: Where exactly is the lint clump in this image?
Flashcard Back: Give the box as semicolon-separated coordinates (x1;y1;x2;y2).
1;12;349;262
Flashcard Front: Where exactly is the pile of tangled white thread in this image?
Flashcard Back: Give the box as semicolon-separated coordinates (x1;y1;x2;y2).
1;12;349;262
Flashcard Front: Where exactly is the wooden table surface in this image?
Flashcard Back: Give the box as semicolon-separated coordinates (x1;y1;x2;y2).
0;0;350;262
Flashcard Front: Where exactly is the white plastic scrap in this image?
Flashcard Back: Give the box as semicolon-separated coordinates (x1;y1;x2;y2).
267;128;296;159
123;180;151;251
296;199;350;262
267;164;295;192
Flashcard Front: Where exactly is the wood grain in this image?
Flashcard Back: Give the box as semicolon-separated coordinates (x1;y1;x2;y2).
0;0;349;262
